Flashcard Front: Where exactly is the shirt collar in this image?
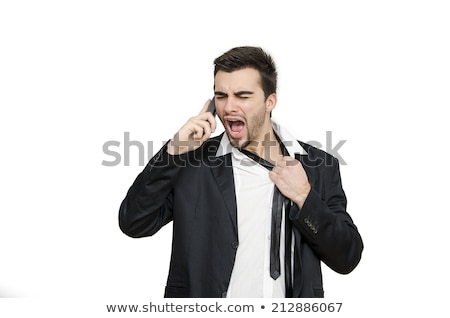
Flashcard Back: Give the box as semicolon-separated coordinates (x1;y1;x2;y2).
215;119;306;157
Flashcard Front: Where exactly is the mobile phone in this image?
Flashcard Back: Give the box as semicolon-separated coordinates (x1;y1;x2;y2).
207;97;216;116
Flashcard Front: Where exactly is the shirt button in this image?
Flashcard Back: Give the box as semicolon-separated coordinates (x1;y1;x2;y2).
231;242;239;249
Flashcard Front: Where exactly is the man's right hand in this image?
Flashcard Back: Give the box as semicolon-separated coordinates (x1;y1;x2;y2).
167;99;217;155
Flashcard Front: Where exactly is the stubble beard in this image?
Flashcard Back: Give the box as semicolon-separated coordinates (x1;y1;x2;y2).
228;107;267;150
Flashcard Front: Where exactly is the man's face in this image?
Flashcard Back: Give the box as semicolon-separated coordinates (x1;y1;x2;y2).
214;68;275;149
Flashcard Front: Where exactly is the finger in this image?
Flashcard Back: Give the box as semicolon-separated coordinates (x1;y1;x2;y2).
195;111;216;131
187;121;208;140
205;112;217;133
284;156;299;167
191;118;215;141
199;99;212;115
268;170;280;184
275;156;286;168
271;166;281;175
195;118;213;141
199;99;217;133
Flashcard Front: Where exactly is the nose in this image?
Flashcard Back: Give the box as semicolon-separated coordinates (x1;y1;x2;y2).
223;96;238;114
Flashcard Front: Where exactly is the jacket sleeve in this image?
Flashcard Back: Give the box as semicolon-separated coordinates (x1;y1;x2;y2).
118;143;186;238
289;155;363;274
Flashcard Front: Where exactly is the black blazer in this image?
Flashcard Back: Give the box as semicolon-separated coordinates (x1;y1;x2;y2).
119;134;363;297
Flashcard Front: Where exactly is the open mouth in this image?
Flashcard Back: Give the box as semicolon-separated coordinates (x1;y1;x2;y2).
225;117;245;139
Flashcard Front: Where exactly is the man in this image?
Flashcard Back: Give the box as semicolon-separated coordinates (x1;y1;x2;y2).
119;46;363;298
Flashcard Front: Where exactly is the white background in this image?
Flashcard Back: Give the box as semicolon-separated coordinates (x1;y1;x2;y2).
1;0;449;317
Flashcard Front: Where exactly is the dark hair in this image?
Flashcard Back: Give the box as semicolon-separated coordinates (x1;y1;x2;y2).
213;46;277;99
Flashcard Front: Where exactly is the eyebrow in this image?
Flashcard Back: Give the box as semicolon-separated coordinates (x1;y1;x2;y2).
214;90;254;97
235;91;254;97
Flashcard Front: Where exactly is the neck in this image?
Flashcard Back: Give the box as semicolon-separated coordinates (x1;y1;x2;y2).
242;128;282;163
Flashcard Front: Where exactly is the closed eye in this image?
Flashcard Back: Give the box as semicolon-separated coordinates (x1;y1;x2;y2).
235;91;254;99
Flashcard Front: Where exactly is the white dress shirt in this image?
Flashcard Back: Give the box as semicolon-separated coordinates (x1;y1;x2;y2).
216;120;306;298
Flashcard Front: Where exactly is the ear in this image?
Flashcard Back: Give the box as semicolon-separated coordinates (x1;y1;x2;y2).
265;93;277;113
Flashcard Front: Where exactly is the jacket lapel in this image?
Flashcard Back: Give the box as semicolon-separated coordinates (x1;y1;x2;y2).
295;142;319;186
206;136;238;234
